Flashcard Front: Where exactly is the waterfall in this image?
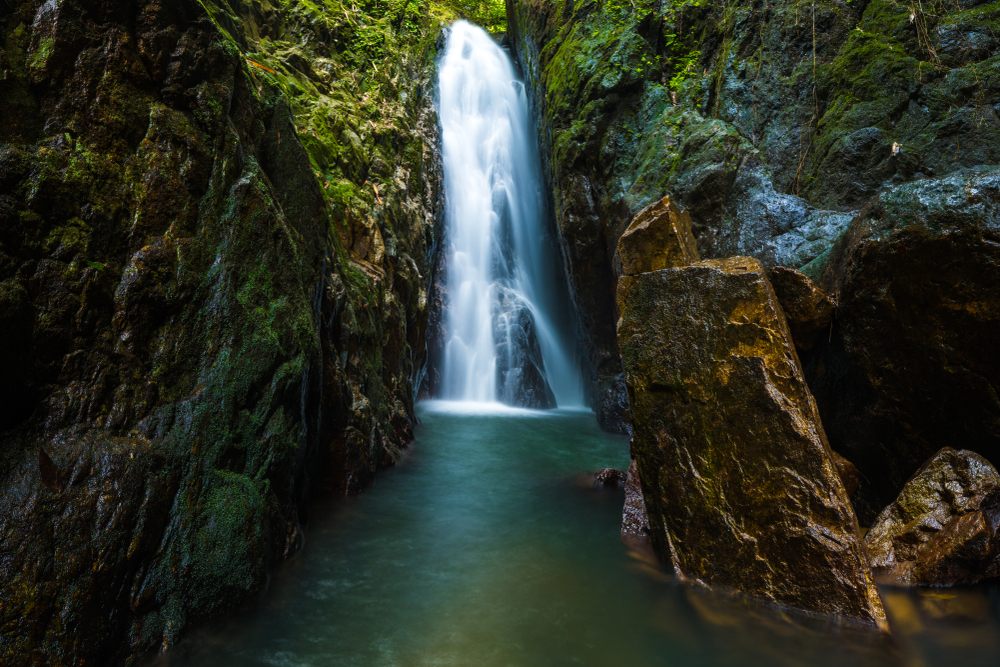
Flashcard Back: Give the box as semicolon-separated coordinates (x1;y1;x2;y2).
438;21;583;409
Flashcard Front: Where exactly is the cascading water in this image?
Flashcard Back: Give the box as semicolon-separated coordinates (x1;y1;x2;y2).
438;20;583;408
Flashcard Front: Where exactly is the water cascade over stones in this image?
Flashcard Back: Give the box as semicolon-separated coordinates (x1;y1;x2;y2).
437;21;583;408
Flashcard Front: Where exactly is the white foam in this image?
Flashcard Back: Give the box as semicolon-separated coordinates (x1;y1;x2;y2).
437;21;584;408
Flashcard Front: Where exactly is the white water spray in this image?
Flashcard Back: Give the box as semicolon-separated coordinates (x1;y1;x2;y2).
438;21;583;408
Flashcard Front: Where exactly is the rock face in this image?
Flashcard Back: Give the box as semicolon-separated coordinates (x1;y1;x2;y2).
0;0;443;662
805;167;1000;523
616;196;700;276
508;0;1000;434
617;256;886;628
768;267;836;350
865;448;1000;586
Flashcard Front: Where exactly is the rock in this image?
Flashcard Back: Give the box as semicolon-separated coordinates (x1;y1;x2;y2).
617;256;886;628
0;0;444;662
493;286;557;409
831;450;861;500
864;447;1000;586
593;468;626;487
621;458;650;540
508;0;1000;437
0;279;35;430
805;167;1000;523
615;196;700;276
577;468;626;489
767;266;835;350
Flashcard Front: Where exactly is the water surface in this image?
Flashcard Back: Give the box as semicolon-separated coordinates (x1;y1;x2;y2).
152;405;1000;667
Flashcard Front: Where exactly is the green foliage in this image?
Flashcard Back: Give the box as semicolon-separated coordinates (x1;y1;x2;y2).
439;0;508;31
662;0;706;90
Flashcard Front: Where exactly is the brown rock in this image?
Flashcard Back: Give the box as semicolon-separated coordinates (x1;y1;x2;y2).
621;458;650;540
616;195;700;277
767;266;835;350
832;450;861;499
864;447;1000;586
617;256;886;628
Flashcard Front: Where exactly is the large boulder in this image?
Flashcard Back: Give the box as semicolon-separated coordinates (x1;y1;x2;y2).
615;195;700;276
805;167;1000;523
865;448;1000;586
617;256;886;628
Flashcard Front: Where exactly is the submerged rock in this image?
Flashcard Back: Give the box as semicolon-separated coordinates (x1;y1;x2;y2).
865;448;1000;586
806;167;1000;523
617;256;885;628
768;266;836;350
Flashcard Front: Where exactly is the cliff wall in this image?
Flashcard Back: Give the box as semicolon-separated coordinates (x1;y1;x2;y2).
0;0;444;662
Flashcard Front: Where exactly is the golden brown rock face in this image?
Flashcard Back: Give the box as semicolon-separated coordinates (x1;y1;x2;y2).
617;256;886;628
768;266;836;350
616;196;700;277
864;448;1000;586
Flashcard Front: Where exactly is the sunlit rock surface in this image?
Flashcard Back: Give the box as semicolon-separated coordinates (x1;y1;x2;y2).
615;195;700;277
865;447;1000;586
617;256;886;628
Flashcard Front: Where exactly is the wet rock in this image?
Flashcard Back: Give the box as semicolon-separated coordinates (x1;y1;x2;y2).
577;467;626;490
0;0;444;662
617;256;885;628
493;286;557;409
621;459;650;541
864;448;1000;586
832;450;861;500
508;0;1000;438
615;196;700;276
594;362;632;436
768;266;835;350
806;167;1000;523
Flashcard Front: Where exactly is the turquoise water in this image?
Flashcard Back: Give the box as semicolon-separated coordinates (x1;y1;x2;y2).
152;404;1000;667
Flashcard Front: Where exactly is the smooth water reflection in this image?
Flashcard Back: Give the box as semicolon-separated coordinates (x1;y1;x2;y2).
150;405;1000;667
